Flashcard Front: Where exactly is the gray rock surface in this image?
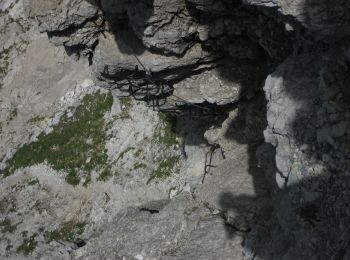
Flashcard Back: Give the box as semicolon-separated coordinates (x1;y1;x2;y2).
1;0;350;259
92;29;219;87
128;0;197;55
23;0;101;55
73;195;244;260
262;51;350;259
172;59;266;105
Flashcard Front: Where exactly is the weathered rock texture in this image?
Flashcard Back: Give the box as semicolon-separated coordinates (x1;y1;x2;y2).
1;0;350;259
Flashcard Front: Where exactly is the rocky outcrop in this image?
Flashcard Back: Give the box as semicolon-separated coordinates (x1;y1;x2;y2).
128;0;198;55
28;0;296;104
24;0;102;55
262;51;350;259
1;0;350;259
92;29;219;87
72;195;245;260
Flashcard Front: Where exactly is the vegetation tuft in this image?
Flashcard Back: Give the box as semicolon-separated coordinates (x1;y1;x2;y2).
153;112;177;147
3;91;114;185
97;169;113;181
45;221;86;243
117;147;135;161
147;156;180;184
16;232;37;255
119;96;133;118
0;218;17;233
134;162;147;170
27;178;40;186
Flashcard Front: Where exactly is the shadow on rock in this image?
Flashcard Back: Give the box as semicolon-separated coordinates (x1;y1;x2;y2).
86;0;350;259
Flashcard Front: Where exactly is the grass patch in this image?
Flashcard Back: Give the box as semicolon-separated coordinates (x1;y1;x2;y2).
147;156;180;184
97;169;113;181
117;147;135;161
0;218;17;233
83;173;92;186
28;115;45;124
154;112;177;147
46;221;86;243
16;232;37;255
119;97;133;118
9;107;17;120
0;48;10;80
134;162;147;170
3;91;114;185
134;149;142;157
27;178;40;186
65;172;80;186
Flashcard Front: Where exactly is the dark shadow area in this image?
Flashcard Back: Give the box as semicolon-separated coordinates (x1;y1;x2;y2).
181;2;291;248
87;0;350;259
216;0;350;258
86;0;287;243
257;48;350;260
86;0;153;56
217;93;277;242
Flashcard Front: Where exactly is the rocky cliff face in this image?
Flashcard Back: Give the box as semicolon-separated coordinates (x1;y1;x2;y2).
1;0;350;259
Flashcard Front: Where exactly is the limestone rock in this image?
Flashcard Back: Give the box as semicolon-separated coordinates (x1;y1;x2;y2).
128;0;197;55
24;0;101;54
24;0;98;32
263;51;350;259
1;0;350;259
275;0;350;39
72;195;244;259
172;59;266;105
92;30;220;87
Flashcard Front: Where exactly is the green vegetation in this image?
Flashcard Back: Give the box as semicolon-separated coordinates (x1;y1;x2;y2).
147;112;181;183
0;48;10;79
153;112;177;147
134;162;147;170
16;232;37;255
134;149;142;157
3;91;114;185
97;169;113;181
28;115;45;124
83;174;92;187
65;172;80;185
0;60;9;76
117;147;135;161
0;218;17;233
119;96;133;118
147;156;180;184
9;107;17;120
0;41;28;85
27;178;40;186
46;221;86;243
